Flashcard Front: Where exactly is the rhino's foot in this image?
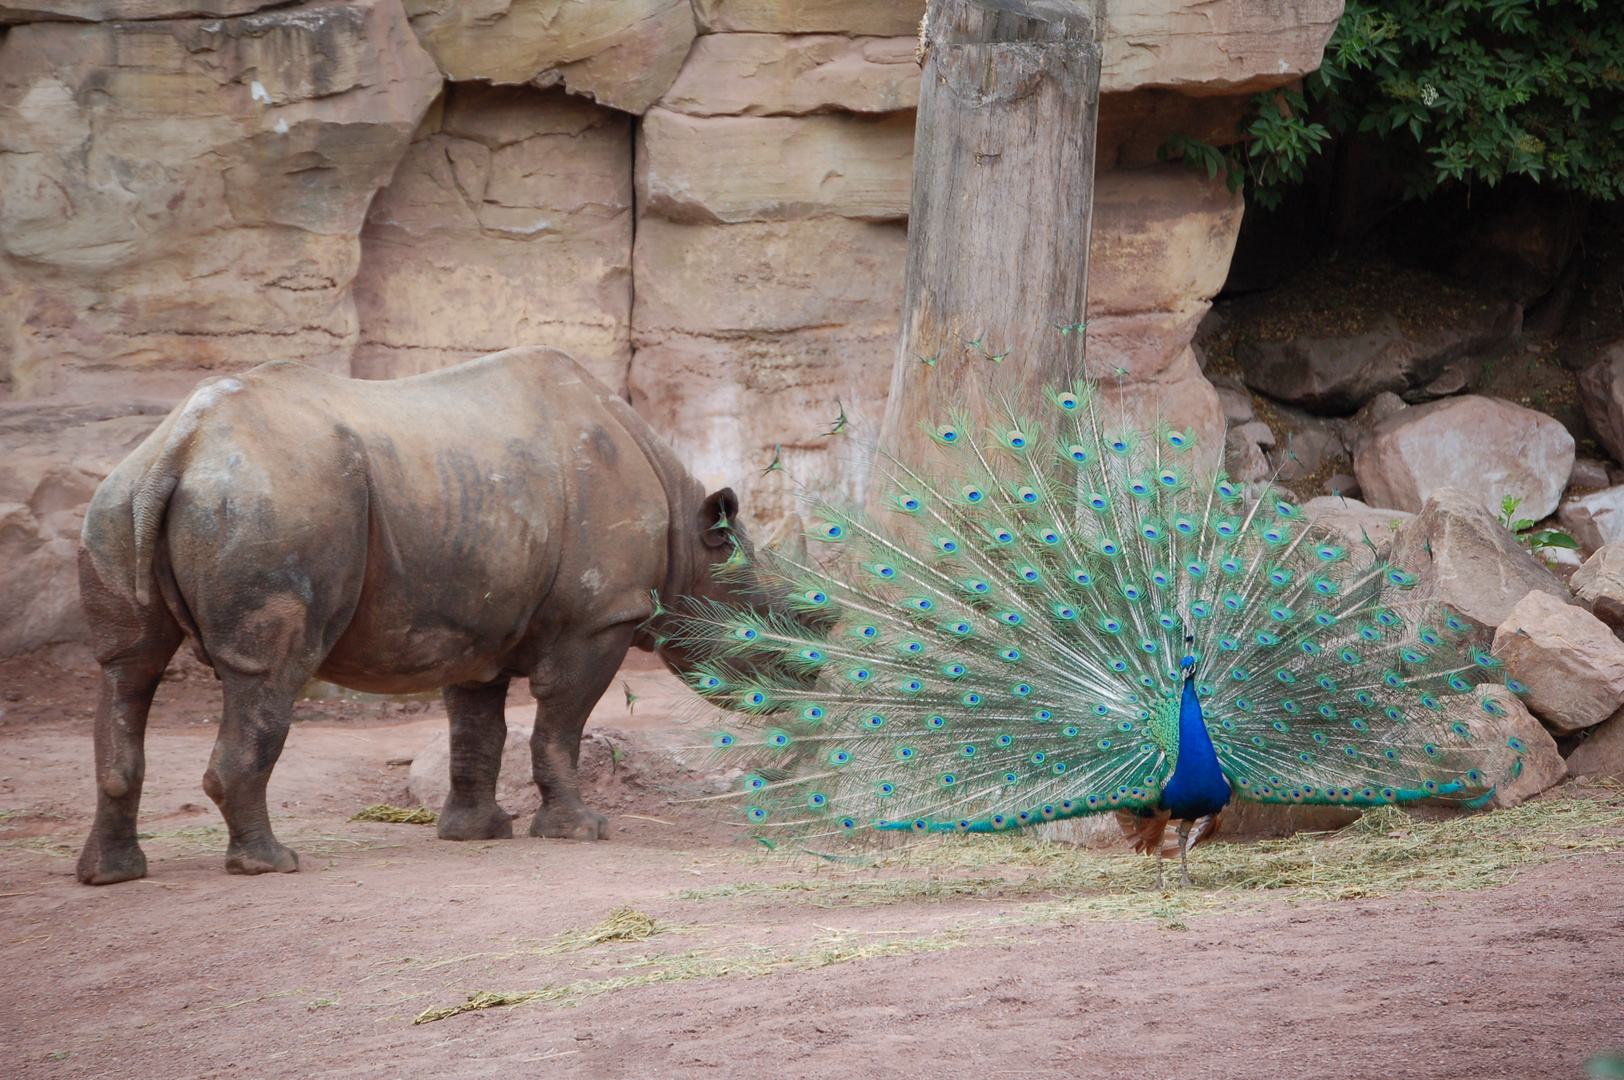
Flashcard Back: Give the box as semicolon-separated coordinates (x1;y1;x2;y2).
528;804;610;841
225;839;299;875
76;835;147;886
437;799;515;841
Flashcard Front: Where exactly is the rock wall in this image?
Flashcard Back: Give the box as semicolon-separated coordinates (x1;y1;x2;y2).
0;0;1343;658
0;0;443;403
350;84;634;390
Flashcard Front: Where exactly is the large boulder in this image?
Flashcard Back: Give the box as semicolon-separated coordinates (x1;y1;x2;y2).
1353;395;1575;520
1565;709;1624;781
1578;344;1624;464
1459;686;1567;809
405;0;696;115
1083;166;1244;474
1039;802;1360;849
661;33;920;117
1558;486;1624;552
1237;307;1518;414
0;0;443;403
1571;544;1624;638
1492;591;1624;734
350;85;634;389
1301;496;1413;558
1389;487;1570;629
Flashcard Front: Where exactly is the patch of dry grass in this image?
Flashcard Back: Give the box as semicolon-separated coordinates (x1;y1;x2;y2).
412;926;970;1024
351;805;436;825
674;784;1624;916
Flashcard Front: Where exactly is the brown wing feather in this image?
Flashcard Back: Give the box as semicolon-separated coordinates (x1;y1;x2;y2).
1115;808;1170;854
1114;809;1224;856
1186;811;1223;851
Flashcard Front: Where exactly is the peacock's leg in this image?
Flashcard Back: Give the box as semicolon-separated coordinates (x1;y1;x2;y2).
1177;819;1193;888
1154;847;1165;891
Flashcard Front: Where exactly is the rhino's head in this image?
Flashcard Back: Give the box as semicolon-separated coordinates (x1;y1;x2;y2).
639;487;792;675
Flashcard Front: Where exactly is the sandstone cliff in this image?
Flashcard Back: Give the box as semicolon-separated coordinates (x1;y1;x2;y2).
0;0;1344;658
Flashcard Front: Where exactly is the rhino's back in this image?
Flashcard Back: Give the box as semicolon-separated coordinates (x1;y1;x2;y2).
135;348;682;691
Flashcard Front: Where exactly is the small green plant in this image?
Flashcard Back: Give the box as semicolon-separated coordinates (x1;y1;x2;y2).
1497;494;1581;555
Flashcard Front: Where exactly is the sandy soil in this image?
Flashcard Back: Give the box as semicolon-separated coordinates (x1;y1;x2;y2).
2;657;1623;1080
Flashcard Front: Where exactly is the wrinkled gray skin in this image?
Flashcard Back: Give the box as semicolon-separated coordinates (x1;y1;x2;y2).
76;347;758;884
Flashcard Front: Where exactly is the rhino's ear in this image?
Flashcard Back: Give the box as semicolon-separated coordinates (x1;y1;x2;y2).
701;487;739;548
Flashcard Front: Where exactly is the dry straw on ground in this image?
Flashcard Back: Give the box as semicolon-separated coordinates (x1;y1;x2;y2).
681;783;1624;914
350;804;437;824
412;784;1624;1024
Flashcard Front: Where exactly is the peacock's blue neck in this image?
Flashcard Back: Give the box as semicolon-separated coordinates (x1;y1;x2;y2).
1159;677;1232;820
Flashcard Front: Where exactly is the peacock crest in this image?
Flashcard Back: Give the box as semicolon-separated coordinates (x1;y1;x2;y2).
658;378;1529;847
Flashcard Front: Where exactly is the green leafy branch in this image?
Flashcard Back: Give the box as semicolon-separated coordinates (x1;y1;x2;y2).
1157;88;1330;210
1160;0;1624;205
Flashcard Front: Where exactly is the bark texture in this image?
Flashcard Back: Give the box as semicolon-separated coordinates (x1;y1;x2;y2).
879;0;1102;463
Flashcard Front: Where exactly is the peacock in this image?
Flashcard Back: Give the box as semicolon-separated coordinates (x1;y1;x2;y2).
656;375;1532;887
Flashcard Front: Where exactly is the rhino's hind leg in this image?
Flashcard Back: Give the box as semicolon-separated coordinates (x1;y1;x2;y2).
437;678;516;841
527;631;628;841
204;673;302;875
77;551;185;886
77;650;180;885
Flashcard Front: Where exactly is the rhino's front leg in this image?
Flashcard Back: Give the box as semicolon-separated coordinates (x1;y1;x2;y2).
527;628;631;841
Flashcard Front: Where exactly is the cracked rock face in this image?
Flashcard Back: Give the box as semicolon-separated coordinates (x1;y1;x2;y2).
0;0;443;404
403;0;696;115
351;84;633;391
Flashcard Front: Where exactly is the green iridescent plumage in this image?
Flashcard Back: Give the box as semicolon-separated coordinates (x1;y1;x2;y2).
660;380;1529;843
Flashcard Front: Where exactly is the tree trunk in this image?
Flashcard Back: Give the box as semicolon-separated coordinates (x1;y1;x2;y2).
878;0;1102;464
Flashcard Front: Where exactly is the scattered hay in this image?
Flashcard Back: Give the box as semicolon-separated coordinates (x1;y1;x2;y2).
546;906;662;952
350;804;436;825
132;823;389;859
404;907;672;975
673;784;1624;915
0;837;74;858
412;927;970;1024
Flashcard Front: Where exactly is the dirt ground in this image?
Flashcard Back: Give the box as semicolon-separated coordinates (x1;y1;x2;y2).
3;655;1623;1080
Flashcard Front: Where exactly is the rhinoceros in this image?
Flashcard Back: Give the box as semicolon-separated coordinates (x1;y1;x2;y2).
75;346;761;884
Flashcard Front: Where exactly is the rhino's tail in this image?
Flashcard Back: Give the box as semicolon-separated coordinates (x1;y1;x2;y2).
131;378;240;606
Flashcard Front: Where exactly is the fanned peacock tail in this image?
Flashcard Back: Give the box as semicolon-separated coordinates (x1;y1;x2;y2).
658;379;1531;844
